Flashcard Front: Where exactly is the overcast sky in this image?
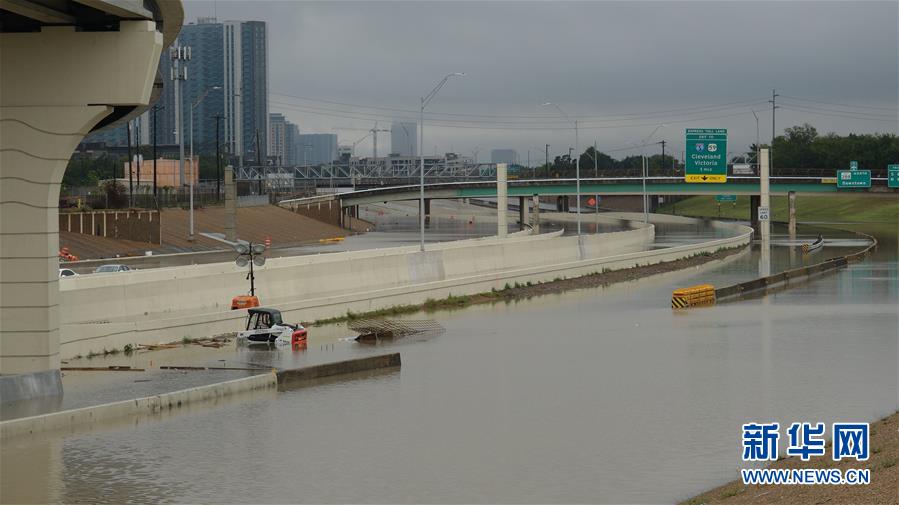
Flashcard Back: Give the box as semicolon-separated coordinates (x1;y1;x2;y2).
185;0;898;163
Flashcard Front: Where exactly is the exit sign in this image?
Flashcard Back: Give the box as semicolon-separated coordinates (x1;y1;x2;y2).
837;170;871;188
889;164;899;188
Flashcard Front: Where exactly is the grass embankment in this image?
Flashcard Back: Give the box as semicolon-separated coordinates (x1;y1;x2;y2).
659;194;899;224
680;411;899;505
311;246;743;326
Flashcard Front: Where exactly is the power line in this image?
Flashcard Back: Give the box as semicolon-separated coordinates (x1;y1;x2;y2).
270;99;768;128
270;102;759;131
777;100;897;119
779;94;899;112
270;91;769;122
779;105;899;123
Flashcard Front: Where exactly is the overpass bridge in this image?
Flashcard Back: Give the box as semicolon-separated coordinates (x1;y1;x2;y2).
283;176;895;208
279;175;894;231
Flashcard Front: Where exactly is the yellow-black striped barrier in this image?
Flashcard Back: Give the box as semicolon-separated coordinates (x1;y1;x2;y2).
671;284;716;309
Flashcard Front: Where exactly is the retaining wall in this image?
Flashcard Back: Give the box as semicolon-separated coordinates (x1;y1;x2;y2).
58;214;751;358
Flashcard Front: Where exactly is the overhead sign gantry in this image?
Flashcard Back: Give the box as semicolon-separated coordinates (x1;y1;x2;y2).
685;128;728;183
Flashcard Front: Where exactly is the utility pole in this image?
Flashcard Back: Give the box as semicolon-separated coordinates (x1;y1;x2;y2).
152;105;161;201
545;144;549;178
660;140;666;174
214;114;222;199
126;120;133;207
135;119;141;202
171;44;190;198
255;128;262;195
769;88;779;174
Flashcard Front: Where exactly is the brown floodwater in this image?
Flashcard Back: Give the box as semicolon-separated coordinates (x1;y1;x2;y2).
2;223;895;504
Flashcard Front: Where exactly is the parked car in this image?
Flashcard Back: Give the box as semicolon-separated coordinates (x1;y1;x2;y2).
58;268;78;278
93;264;133;273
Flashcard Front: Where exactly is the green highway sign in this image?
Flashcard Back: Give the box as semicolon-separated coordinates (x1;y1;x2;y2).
837;169;871;188
685;128;727;183
888;164;899;188
850;160;859;170
715;195;737;202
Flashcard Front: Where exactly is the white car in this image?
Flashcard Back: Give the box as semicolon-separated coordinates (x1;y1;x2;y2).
94;264;133;273
59;268;78;278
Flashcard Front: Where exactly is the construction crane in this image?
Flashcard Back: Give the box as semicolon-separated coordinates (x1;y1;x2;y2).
334;123;389;160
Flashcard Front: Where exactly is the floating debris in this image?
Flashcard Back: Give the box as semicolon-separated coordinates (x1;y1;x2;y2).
348;319;445;341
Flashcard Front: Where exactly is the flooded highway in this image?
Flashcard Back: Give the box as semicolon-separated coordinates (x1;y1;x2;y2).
2;223;895;504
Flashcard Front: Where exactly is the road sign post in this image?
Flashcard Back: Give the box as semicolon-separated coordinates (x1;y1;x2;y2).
685;128;727;183
888;164;899;188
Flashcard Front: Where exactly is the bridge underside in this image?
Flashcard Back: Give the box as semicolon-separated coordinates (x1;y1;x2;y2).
0;1;181;398
338;182;886;207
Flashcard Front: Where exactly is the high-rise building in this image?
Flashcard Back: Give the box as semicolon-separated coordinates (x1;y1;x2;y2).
224;20;269;164
491;149;518;165
84;18;269;165
297;134;338;166
286;123;301;166
269;113;287;164
391;122;417;157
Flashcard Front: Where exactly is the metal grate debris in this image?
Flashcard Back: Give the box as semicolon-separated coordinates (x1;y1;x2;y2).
348;319;445;341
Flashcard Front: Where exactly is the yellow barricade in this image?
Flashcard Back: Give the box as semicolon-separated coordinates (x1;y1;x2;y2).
671;284;716;309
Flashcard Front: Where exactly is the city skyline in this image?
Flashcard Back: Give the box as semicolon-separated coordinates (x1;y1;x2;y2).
185;1;897;161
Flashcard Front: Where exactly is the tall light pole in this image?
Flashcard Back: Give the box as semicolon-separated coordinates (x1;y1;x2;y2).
751;108;760;169
188;85;221;241
640;124;666;223
543;102;579;236
419;72;465;252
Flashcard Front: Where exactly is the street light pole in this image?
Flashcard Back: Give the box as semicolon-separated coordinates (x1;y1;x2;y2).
751;108;760;170
594;140;598;217
543;102;579;236
419;72;465;252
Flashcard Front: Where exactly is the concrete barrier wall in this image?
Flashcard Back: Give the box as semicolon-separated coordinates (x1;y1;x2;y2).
59;215;751;358
715;233;876;302
0;371;277;440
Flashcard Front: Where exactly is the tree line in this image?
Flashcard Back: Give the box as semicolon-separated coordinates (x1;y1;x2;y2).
528;123;898;178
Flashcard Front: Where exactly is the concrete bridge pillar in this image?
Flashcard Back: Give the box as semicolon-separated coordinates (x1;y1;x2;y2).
518;196;526;231
788;191;797;236
496;163;507;238
531;194;541;233
0;23;164;384
750;194;761;232
424;198;431;224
